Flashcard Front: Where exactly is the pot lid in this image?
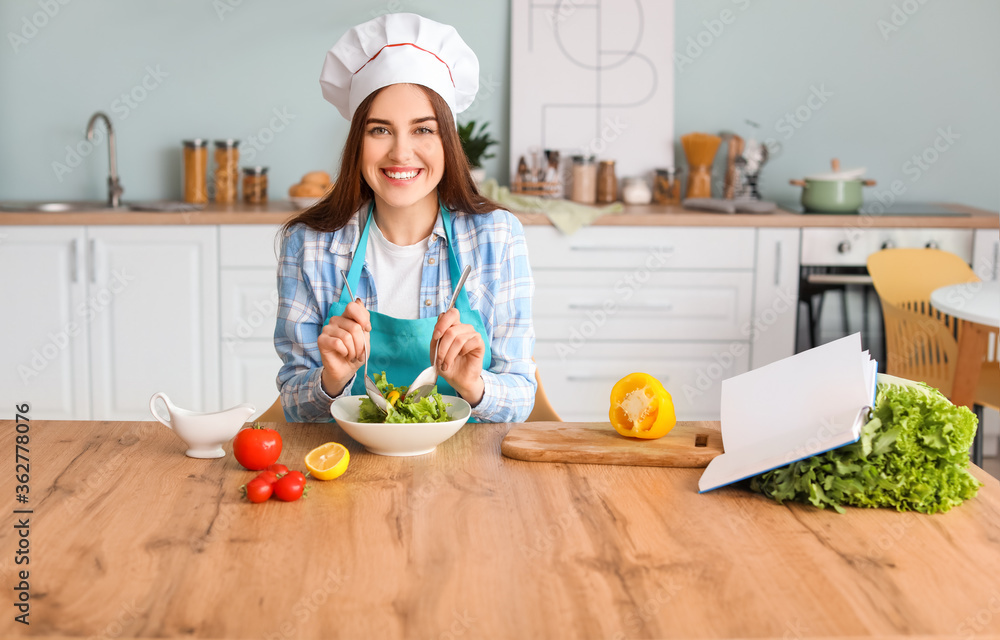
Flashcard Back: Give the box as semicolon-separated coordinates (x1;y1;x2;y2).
805;166;867;181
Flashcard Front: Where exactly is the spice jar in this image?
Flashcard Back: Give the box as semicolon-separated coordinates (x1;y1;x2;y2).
653;167;682;205
213;139;240;203
596;160;618;204
622;177;652;205
242;166;268;204
570;155;596;204
182;139;208;204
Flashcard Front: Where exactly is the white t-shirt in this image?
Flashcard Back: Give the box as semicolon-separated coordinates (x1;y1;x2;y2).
366;220;430;319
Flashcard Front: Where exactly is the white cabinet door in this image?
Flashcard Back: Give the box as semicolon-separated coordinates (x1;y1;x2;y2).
750;228;801;369
0;227;90;419
220;270;279;342
87;226;219;419
221;339;283;421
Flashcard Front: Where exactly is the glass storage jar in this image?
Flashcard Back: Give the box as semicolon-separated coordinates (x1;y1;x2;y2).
596;160;618;204
182;139;208;204
242;166;268;204
213;139;240;203
653;167;682;205
570;155;596;204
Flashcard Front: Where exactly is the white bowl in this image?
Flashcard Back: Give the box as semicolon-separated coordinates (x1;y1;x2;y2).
289;196;322;209
330;395;472;456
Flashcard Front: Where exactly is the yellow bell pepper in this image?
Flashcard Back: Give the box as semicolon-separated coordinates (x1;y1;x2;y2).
386;390;400;406
609;373;676;439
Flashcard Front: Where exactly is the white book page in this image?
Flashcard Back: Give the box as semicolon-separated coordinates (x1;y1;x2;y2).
719;334;872;453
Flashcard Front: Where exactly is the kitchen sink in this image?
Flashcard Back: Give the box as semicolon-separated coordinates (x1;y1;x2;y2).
0;200;204;213
0;200;114;212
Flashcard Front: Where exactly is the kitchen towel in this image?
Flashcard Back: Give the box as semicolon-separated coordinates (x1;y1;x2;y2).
480;179;623;234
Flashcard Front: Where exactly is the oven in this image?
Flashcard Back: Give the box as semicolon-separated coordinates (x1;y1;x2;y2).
796;225;976;365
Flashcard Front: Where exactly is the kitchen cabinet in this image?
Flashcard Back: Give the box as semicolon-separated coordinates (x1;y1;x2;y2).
0;225;219;420
0;227;90;419
525;225;761;421
219;225;283;418
973;228;999;281
749;228;800;369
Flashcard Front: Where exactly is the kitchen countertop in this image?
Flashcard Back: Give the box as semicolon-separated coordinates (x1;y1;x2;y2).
0;200;996;228
3;419;999;639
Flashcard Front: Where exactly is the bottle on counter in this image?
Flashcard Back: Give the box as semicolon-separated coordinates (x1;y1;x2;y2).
570;155;596;204
596;159;618;204
242;166;268;204
622;177;652;205
182;139;208;204
213;139;240;203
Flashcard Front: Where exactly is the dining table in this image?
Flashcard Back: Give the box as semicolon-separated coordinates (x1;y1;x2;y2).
930;280;1000;465
2;418;1000;639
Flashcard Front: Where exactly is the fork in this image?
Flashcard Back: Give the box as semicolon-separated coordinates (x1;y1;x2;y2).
340;271;389;414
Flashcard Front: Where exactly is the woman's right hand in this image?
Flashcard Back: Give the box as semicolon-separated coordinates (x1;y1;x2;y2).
317;298;371;396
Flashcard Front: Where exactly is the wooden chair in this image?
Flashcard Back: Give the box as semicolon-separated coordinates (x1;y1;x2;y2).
867;249;999;412
258;366;562;424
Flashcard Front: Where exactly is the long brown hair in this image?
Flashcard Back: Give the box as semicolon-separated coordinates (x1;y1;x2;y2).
283;84;500;234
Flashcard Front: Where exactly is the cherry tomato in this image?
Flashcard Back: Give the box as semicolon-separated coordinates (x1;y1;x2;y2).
232;423;282;471
266;463;289;475
243;477;272;503
255;470;279;486
273;471;307;502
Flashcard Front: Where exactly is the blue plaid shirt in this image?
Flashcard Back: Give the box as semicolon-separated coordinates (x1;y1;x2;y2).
274;204;536;423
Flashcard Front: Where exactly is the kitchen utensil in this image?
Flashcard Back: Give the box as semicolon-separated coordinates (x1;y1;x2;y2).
500;421;723;467
149;392;255;458
340;270;389;414
681;133;722;199
405;264;472;403
722;133;744;199
330;394;471;456
790;158;877;213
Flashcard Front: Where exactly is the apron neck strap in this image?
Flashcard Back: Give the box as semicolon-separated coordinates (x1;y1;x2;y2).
339;201;472;314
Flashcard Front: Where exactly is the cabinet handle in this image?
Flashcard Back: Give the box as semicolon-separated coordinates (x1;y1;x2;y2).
570;246;674;253
773;241;782;286
568;303;673;311
88;238;97;283
70;238;80;283
567;374;669;383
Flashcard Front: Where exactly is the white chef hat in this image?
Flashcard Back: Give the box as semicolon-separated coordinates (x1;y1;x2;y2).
320;13;479;121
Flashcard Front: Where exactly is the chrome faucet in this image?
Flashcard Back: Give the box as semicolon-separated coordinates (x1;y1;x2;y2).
86;112;124;209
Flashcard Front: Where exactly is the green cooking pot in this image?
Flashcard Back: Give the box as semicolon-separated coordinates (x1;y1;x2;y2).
790;159;876;213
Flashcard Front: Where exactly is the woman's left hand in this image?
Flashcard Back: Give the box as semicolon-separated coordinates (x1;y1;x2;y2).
432;308;485;406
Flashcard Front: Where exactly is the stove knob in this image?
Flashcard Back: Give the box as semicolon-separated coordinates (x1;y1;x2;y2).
881;240;895;250
925;240;940;249
837;241;851;254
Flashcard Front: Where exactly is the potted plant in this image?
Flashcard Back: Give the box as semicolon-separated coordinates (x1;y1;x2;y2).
458;120;498;186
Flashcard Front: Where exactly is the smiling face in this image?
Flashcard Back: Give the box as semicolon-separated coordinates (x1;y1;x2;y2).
361;83;446;217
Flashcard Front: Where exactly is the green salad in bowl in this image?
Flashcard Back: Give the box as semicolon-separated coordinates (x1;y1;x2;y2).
359;372;453;423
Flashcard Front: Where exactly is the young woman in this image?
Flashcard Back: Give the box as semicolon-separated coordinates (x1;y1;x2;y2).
274;13;536;423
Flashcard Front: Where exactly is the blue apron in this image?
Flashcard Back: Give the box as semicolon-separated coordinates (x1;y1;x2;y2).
326;202;492;408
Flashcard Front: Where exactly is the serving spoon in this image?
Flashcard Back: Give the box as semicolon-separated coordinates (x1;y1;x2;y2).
340;271;389;414
405;264;472;403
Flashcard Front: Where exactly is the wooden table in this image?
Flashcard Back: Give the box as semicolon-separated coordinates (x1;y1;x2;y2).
3;420;1000;639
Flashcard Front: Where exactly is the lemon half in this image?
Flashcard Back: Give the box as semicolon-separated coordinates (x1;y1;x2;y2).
305;442;350;480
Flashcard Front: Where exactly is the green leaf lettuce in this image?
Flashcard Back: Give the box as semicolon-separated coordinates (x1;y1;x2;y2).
750;373;981;514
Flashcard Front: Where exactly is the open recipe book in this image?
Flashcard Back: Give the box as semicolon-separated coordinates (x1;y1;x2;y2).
698;333;878;493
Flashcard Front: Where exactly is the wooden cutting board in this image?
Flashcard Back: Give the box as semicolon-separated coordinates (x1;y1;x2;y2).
501;421;724;468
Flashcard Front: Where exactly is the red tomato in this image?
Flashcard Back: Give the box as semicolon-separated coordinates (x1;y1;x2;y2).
266;463;289;475
232;424;282;471
273;471;307;502
255;470;279;486
243;477;272;503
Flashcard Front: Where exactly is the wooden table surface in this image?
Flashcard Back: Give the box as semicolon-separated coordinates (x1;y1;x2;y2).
3;419;1000;639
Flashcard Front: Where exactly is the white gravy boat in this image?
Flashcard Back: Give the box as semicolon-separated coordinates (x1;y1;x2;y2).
150;392;255;458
